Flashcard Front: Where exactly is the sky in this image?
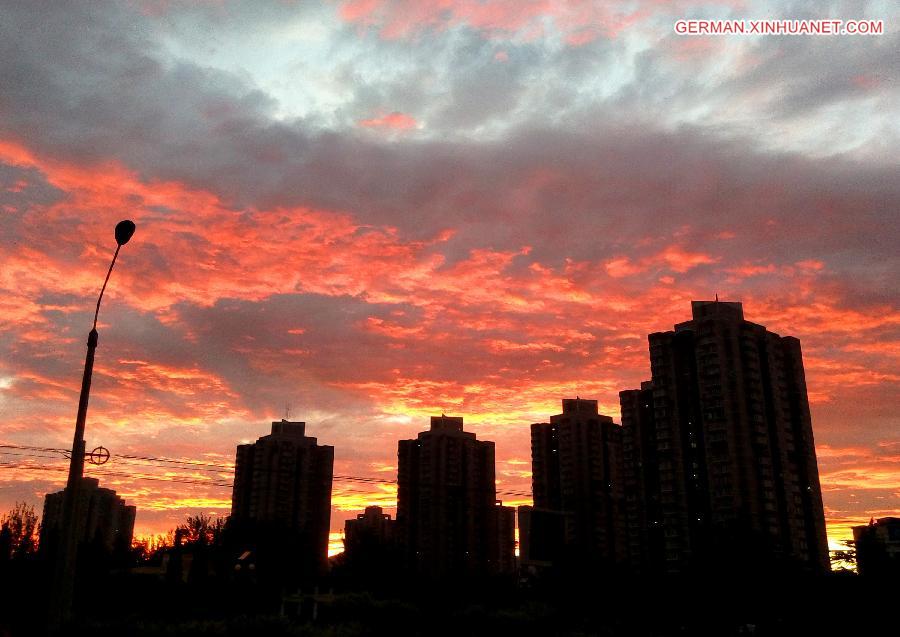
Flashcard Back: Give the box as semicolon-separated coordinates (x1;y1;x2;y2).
0;0;897;557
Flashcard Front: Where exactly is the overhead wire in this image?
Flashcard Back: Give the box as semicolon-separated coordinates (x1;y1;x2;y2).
0;444;533;498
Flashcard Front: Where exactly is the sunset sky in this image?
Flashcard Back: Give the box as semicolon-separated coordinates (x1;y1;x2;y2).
0;1;897;557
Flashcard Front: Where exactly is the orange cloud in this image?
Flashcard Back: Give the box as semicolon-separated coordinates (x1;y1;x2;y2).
358;111;418;130
338;0;739;44
1;137;897;547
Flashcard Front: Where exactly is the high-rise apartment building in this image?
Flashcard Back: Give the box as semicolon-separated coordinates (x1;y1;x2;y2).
619;381;663;573
396;415;514;577
620;300;829;573
230;420;334;580
528;398;626;568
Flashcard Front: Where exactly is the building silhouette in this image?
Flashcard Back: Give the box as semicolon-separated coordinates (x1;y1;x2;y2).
620;300;829;574
345;506;395;551
342;505;397;574
619;381;663;573
526;398;626;570
495;502;516;575
853;517;900;576
396;415;514;578
230;420;333;581
41;476;135;556
517;505;566;571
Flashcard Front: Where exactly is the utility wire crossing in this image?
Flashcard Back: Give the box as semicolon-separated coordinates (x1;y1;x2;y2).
0;444;534;498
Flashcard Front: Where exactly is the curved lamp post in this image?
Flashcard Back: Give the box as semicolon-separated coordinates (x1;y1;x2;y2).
49;220;136;630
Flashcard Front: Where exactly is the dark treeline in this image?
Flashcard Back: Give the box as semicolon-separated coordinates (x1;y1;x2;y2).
0;505;895;637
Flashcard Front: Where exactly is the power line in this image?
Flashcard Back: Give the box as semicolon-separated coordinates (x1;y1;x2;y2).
0;462;233;488
0;450;70;461
1;462;398;496
0;443;68;454
0;444;533;498
116;453;232;469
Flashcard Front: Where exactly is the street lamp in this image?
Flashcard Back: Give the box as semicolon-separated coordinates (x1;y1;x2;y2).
49;220;136;630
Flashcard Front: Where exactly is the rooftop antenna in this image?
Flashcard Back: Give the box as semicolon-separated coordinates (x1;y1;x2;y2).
284;402;292;421
715;293;719;302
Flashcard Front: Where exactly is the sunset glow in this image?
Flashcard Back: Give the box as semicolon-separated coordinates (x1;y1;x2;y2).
0;0;897;556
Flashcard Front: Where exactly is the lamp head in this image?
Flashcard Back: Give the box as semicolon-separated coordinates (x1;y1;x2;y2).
115;220;136;246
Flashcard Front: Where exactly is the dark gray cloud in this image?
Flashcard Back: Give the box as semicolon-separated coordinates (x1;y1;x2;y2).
1;1;896;266
0;1;897;335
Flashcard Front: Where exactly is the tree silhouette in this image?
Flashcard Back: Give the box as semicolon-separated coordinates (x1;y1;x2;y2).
830;539;857;572
167;513;228;584
0;502;38;560
178;513;226;547
133;532;174;564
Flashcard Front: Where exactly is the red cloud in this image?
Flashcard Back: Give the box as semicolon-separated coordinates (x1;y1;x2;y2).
339;0;742;43
604;245;718;277
1;137;897;543
358;111;419;130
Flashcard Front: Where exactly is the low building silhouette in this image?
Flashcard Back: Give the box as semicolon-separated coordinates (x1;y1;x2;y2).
396;415;514;578
494;502;516;576
230;420;333;583
853;517;900;576
343;505;396;573
345;506;395;549
41;477;135;557
517;505;566;572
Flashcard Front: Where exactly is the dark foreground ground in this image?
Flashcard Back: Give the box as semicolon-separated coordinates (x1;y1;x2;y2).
0;563;892;636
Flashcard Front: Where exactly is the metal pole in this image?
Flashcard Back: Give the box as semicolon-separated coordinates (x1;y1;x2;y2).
48;328;98;630
47;222;133;632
